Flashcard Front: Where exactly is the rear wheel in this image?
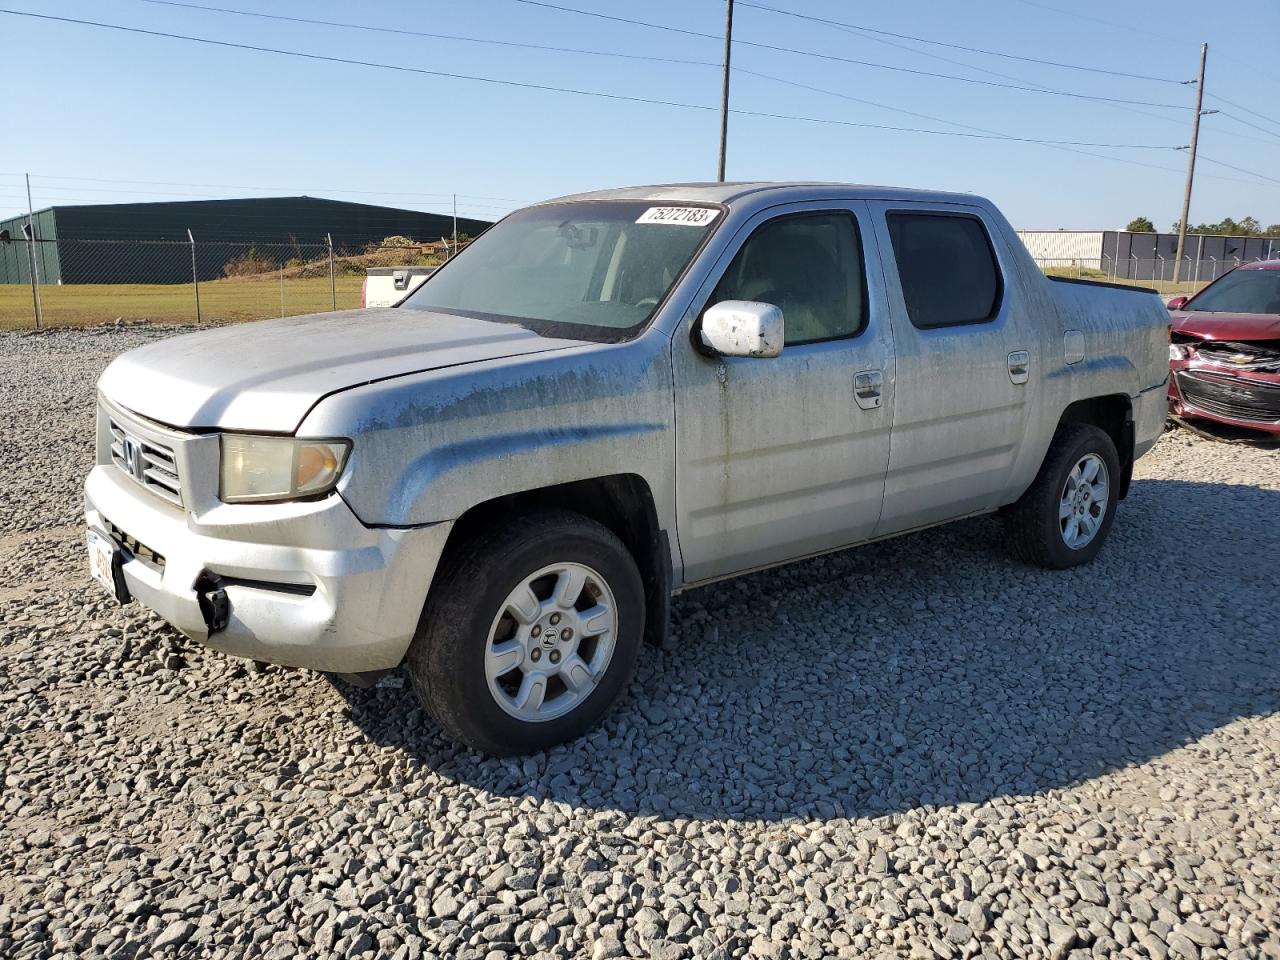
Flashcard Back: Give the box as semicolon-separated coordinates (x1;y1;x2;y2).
1004;424;1121;569
407;509;644;755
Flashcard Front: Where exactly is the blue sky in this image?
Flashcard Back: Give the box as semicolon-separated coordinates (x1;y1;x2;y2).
3;0;1278;232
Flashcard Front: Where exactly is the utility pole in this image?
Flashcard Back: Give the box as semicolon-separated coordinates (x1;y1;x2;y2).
717;0;734;182
1173;43;1210;283
452;193;458;258
25;173;42;328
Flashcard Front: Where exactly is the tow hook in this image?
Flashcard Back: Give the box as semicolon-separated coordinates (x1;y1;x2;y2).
195;574;229;634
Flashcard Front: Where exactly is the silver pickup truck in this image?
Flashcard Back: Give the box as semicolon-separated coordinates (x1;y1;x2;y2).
86;182;1169;754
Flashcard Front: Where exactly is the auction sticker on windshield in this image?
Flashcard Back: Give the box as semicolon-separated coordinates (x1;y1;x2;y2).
636;207;720;226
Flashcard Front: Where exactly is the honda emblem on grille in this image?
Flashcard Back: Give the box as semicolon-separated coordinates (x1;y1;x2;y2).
122;436;147;482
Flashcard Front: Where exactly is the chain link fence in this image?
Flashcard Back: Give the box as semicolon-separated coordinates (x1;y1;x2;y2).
7;239;1269;329
0;236;455;329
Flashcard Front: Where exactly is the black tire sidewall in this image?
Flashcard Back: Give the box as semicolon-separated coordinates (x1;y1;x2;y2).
1038;426;1121;568
417;517;644;755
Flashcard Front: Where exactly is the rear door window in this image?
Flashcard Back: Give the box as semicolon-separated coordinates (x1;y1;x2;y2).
886;212;1001;329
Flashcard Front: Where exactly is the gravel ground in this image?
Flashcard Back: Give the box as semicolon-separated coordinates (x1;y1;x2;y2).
2;326;1278;960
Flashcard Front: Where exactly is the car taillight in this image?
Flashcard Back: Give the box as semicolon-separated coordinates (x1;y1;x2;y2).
360;277;367;308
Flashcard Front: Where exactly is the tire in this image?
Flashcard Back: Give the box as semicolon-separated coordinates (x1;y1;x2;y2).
1003;424;1121;570
407;508;645;755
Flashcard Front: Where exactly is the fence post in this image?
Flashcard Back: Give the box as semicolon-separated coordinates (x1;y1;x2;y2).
280;261;286;318
187;229;201;323
21;225;41;329
327;233;336;311
24;174;43;329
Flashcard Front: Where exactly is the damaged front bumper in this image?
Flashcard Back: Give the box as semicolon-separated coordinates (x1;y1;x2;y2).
84;463;452;673
1168;345;1280;435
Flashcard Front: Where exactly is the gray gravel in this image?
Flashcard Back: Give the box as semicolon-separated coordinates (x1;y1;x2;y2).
2;326;1279;960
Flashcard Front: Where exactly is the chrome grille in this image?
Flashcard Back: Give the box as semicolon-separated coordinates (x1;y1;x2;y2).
108;416;183;506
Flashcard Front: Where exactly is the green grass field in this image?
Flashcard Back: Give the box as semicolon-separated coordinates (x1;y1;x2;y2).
0;275;367;329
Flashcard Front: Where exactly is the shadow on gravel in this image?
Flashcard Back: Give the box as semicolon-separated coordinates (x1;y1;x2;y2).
1168;416;1280;448
341;478;1280;823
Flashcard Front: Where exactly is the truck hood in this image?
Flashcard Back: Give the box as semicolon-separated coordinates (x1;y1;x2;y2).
98;308;587;432
1171;310;1280;341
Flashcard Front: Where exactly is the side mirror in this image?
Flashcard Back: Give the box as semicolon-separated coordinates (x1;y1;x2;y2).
699;300;784;358
1166;295;1189;311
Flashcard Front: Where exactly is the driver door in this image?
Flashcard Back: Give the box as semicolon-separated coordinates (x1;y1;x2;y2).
671;201;895;583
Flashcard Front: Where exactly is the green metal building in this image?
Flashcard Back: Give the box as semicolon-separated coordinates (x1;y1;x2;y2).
0;196;491;284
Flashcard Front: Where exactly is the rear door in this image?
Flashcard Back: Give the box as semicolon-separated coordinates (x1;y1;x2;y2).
868;202;1035;535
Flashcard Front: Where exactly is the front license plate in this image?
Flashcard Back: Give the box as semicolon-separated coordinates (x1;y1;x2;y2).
86;529;129;603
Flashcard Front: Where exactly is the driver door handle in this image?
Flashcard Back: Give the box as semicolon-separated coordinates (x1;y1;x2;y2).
854;370;882;409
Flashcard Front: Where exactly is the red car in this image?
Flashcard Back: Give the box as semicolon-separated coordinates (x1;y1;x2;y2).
1167;259;1280;435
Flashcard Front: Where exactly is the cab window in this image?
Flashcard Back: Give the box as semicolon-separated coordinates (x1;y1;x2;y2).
710;212;867;345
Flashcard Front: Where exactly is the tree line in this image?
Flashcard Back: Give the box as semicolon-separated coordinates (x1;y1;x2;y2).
1125;215;1280;237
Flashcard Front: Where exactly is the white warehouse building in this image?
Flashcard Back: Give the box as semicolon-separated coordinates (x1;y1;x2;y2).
1016;230;1107;265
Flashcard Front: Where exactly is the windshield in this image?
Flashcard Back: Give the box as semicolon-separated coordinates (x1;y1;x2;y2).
401;200;721;340
1188;268;1280;315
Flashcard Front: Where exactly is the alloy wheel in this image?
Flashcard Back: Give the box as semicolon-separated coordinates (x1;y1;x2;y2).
1059;453;1110;550
483;562;617;722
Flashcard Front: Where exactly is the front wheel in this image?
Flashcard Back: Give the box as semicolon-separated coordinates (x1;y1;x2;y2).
1003;424;1121;569
407;509;645;755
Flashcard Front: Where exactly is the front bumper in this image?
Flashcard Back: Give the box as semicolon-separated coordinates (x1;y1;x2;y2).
85;463;452;673
1168;361;1280;435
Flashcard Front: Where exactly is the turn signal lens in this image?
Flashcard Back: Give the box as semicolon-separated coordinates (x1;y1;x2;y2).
1169;344;1190;361
220;435;351;503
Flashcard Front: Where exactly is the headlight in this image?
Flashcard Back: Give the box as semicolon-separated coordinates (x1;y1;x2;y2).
1169;343;1191;361
219;434;351;503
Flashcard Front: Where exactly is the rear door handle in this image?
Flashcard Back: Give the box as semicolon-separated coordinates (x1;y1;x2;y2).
854;370;882;409
1008;351;1030;385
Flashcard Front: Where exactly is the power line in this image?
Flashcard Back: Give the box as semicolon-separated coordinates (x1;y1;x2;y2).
1197;154;1280;188
813;10;1197;140
128;0;719;69
507;0;714;41
119;0;1207;154
0;9;734;114
790;5;1275;152
1213;111;1280;144
734;0;1183;84
1008;0;1185;46
0;9;1181;150
729;67;1275;190
1206;94;1280;133
132;0;1206;149
506;0;1189;109
732;67;1253;186
724;4;1280;184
